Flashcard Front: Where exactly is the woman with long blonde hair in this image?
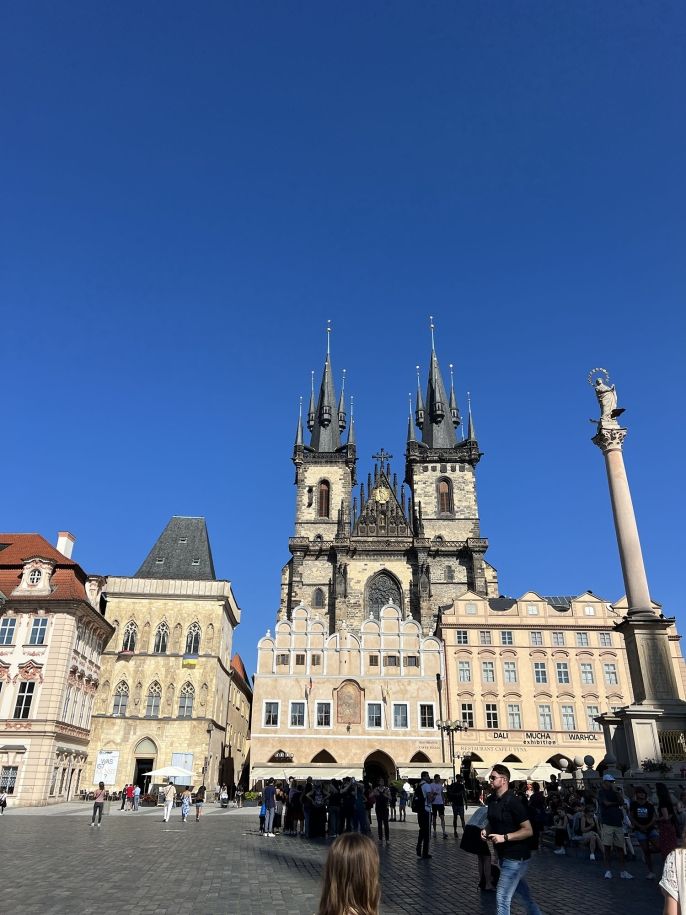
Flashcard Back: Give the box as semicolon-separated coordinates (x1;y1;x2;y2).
318;833;380;915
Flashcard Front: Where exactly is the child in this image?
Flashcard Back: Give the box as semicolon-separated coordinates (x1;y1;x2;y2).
259;798;266;834
317;833;380;915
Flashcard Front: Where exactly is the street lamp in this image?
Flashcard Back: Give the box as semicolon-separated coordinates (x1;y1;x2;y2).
436;720;470;780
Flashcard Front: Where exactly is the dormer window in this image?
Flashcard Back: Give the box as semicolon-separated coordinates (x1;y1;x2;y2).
13;558;55;597
29;570;42;585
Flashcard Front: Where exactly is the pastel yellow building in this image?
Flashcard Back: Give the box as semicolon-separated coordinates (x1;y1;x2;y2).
88;517;245;792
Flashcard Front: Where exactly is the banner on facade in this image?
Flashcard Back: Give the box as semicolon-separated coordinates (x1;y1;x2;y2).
94;750;120;786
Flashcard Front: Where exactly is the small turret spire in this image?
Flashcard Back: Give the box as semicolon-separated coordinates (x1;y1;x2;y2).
307;371;316;432
295;396;304;446
415;366;425;429
466;390;476;440
407;393;417;443
348;395;356;445
338;368;347;431
449;363;461;428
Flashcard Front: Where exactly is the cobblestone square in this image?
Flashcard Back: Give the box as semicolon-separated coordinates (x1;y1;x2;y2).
0;805;664;914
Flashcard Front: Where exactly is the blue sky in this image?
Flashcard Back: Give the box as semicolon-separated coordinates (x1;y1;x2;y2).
2;2;684;673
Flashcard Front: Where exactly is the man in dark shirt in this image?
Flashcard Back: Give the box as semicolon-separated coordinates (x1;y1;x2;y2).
447;776;466;834
599;773;632;879
629;786;657;878
483;764;542;915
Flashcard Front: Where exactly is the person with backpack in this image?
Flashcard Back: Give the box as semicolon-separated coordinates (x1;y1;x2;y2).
413;771;435;860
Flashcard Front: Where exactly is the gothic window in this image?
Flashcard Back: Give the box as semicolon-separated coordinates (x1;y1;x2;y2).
153;622;169;654
178;682;195;718
122;621;137;652
313;588;325;609
112;681;129;716
318;480;330;518
185;622;201;655
145;681;162;718
445;566;455;582
365;571;402;620
437;478;453;514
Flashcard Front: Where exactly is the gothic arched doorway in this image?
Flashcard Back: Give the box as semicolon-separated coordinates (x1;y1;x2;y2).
364;749;396;785
133;737;158;788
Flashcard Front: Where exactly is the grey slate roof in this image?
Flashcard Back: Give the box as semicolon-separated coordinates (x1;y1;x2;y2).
135;517;216;581
421;348;458;449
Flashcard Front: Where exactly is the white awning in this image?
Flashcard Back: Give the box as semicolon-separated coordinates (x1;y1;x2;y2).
474;765;530;781
250;766;363;782
527;763;561;782
398;765;453;780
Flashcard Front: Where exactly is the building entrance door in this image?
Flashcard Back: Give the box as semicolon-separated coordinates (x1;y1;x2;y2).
134;757;154;788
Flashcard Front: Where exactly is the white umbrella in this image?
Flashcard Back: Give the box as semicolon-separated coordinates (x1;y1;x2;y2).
146;765;194;779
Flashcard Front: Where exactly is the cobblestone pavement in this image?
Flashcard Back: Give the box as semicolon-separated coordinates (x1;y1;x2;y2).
0;805;663;914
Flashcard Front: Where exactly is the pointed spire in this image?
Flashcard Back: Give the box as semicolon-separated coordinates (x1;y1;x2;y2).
337;368;347;431
449;363;461;428
307;371;316;432
415;367;425;429
295;396;304;446
348;395;356;445
407;392;417;443
466;391;476;440
310;322;342;451
419;318;457;449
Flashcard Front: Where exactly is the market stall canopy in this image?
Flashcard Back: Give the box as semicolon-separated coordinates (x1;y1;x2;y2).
251;766;362;781
398;765;453;780
146;766;194;779
527;763;561;782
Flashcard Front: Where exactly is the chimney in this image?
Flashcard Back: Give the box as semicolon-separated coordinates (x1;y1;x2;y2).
56;531;76;559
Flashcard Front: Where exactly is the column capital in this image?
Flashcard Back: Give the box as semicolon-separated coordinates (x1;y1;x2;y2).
592;423;627;453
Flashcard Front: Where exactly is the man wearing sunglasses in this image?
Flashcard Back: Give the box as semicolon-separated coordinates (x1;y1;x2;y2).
481;764;543;915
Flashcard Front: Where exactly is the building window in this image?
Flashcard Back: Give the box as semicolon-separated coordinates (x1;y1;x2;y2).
419;704;435;729
527;604;539;615
533;662;548;684
178;682;194;718
0;618;16;645
445;566;455;582
313;588;325;609
14;682;35;719
503;661;517;684
29;568;42;585
556;662;570;685
316;701;331;727
604;663;619;685
587;705;601;731
311;654;321;667
465;602;477;615
122;621;137;652
393;703;409;728
485;704;499;729
368;655;379;667
29;618;48;645
49;766;59;796
318;480;331;518
552;631;565;647
481;661;495;683
530;631;543;646
264;702;279;727
580;663;594;685
576;632;589;647
276;654;289;666
290;701;305;727
455;630;469;645
145;682;162;718
500;631;513;646
599;632;612;647
153;622;169;654
437;478;453;514
185;622;201;655
562;705;576;731
479;631;492;645
0;766;18;795
404;656;419;667
112;682;129;716
62;685;73;721
507;704;522;729
295;654;306;666
367;703;382;728
383;656;399;667
584;605;596;616
538;704;553;729
461;703;474;727
458;661;471;683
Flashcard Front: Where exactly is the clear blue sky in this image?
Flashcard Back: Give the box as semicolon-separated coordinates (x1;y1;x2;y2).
2;2;684;674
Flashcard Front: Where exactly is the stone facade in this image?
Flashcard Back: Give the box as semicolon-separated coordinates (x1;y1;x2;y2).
0;533;114;807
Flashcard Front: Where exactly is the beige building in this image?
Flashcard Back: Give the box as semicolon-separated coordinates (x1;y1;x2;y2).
88;517;244;792
252;604;446;784
0;532;114;807
227;654;252;787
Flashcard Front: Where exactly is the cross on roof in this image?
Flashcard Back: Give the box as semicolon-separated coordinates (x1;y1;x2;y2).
372;448;393;464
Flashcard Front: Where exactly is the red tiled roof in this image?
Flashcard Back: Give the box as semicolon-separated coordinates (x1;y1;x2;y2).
231;653;252;690
0;533;88;602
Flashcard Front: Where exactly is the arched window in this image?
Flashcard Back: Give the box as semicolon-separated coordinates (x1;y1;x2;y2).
437;478;453;514
185;622;201;655
445;566;455;582
318;480;330;518
178;682;195;718
112;682;129;716
122;621;137;652
153;622;169;654
313;588;325;609
365;571;402;620
145;681;162;718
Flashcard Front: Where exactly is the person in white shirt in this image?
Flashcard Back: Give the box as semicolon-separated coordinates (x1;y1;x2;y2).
431;774;448;839
162;781;176;822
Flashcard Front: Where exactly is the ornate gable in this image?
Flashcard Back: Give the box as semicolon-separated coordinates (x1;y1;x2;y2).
353;464;410;538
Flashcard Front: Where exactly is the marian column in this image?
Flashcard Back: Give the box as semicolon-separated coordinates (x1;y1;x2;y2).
589;369;684;769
